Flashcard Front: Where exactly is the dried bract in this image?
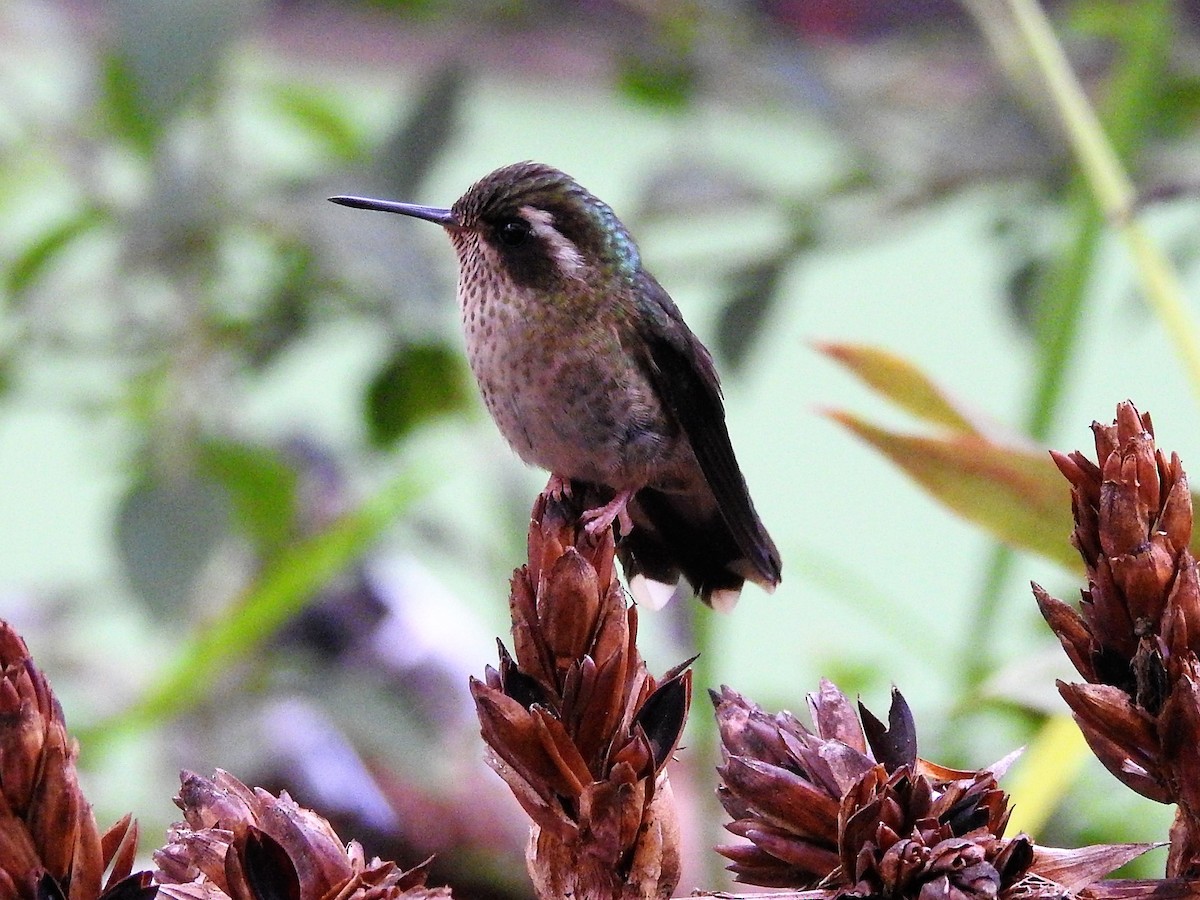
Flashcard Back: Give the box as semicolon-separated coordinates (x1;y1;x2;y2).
1036;402;1200;874
0;620;154;900
713;681;1151;899
153;769;449;900
472;488;690;900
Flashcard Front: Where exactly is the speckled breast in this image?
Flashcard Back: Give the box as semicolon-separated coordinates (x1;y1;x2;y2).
457;275;681;490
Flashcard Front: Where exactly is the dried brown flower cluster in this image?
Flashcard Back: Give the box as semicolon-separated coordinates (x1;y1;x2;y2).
0;622;155;900
472;489;691;900
21;397;1200;900
0;617;448;900
1037;401;1200;876
154;770;449;899
712;681;1149;899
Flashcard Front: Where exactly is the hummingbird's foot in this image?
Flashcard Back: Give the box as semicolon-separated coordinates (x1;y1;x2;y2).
546;473;573;501
582;488;636;538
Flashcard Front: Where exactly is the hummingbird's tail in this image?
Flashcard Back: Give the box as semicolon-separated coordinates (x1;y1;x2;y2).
615;486;781;611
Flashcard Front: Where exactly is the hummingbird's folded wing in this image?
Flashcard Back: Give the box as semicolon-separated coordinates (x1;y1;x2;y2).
630;273;781;588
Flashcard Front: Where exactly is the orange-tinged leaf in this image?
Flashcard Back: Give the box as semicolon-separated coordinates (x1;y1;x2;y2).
829;410;1079;570
818;342;983;434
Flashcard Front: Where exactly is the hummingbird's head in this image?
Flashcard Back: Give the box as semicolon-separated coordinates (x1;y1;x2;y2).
330;162;642;292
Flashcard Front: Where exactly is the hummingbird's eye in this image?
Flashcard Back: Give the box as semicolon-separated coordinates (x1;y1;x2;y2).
496;217;532;247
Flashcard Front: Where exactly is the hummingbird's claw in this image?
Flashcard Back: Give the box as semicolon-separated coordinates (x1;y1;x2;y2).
546;474;573;501
582;488;636;538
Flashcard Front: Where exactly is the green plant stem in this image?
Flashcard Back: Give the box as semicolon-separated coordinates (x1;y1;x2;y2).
77;470;428;752
1027;193;1106;439
1009;0;1200;394
689;600;723;886
962;0;1174;688
964;193;1103;686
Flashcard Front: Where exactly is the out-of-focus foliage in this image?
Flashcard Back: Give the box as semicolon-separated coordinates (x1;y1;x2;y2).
2;0;509;892
823;343;1200;570
4;0;1200;895
366;342;470;448
4;2;477;609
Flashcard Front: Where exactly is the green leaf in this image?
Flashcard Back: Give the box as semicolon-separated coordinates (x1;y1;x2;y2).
100;52;159;154
198;439;299;554
103;0;245;151
1150;74;1200;137
1067;0;1129;35
617;13;698;109
222;240;315;369
819;342;983;435
114;474;232;614
716;256;788;373
83;470;429;744
829;410;1079;570
265;84;364;162
365;341;471;449
0;353;13;400
617;56;696;109
5;207;107;300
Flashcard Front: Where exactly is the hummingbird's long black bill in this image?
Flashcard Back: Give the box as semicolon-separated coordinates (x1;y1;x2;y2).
327;195;459;227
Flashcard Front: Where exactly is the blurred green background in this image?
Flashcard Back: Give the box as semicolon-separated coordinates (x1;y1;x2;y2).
3;0;1199;895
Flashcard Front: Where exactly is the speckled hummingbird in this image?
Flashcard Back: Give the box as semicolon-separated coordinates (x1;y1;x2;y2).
330;162;781;610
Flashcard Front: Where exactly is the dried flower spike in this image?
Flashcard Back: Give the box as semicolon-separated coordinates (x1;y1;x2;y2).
1036;401;1200;875
153;769;449;900
472;486;690;900
713;681;1153;899
0;619;154;900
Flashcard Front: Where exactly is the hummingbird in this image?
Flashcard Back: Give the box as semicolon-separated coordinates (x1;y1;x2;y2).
330;162;780;610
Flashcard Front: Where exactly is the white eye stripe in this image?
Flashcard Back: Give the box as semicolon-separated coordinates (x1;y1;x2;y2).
520;206;585;278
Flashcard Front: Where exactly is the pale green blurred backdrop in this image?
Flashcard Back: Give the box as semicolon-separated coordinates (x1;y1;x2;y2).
3;0;1198;894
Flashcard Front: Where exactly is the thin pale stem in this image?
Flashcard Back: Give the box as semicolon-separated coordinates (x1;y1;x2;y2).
1007;0;1200;398
959;0;1176;690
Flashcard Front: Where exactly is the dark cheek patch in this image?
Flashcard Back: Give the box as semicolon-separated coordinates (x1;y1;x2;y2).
491;233;560;292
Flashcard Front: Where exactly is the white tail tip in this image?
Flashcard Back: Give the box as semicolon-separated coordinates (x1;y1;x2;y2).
629;574;679;610
709;587;741;614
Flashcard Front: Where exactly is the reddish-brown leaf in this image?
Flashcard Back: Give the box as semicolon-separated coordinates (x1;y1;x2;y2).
541;549;600;664
808;678;868;754
1157;669;1200;816
734;823;840;873
530;707;593;795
